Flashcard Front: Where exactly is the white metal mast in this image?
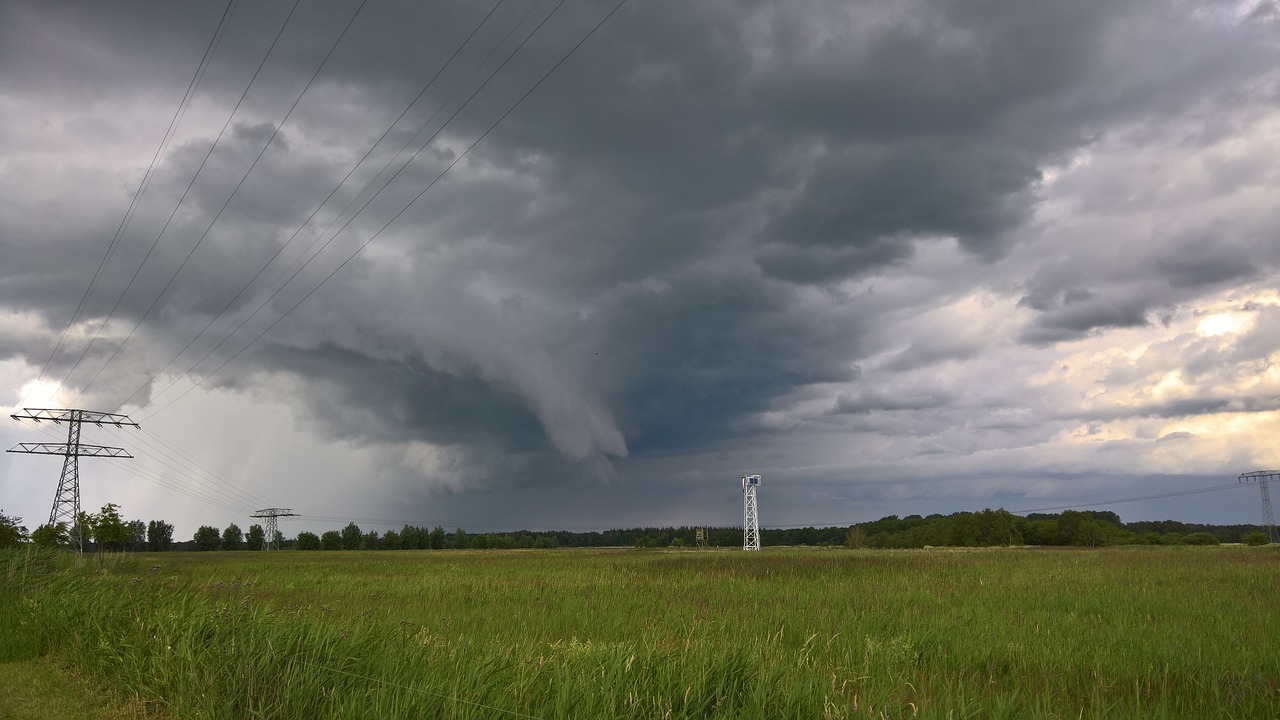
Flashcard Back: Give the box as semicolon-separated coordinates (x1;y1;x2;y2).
742;474;761;551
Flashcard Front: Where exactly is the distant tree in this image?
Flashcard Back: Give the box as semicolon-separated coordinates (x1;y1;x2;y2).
32;522;68;549
1160;533;1185;545
194;525;222;551
970;509;1021;546
1077;519;1109;547
92;503;130;552
147;520;174;551
246;524;265;551
221;523;244;551
125;519;148;552
0;511;28;548
320;530;342;551
295;531;321;550
452;528;469;550
471;533;489;549
429;526;446;550
845;526;867;549
360;530;381;550
1183;532;1219;546
382;529;401;550
1021;520;1058;546
1137;532;1162;545
1243;531;1270;546
341;522;361;550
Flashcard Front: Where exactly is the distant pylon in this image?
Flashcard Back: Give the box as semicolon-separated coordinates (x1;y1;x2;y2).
1239;470;1279;543
251;508;298;550
7;408;139;553
742;474;761;551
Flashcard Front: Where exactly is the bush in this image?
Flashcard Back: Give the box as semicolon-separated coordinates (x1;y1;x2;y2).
1183;532;1219;546
295;531;321;551
1242;532;1270;546
193;526;221;551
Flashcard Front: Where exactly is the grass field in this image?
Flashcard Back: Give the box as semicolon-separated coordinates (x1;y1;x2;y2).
3;545;1278;719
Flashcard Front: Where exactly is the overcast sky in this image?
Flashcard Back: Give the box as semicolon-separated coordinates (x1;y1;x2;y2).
3;0;1279;539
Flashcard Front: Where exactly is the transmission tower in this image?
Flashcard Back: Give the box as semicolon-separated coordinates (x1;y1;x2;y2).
7;408;140;553
742;474;761;551
1239;470;1279;543
251;508;297;550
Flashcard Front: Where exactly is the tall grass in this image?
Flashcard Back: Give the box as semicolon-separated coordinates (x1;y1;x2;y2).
3;546;1277;718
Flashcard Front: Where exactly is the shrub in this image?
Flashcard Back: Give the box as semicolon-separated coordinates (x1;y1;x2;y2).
295;531;321;551
1242;532;1270;546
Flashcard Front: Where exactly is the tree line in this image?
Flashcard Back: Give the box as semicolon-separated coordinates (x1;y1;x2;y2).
1;503;176;552
848;508;1273;548
2;505;1271;552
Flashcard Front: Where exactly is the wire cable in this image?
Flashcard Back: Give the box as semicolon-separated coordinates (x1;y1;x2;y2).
51;0;306;401
140;0;628;422
73;0;374;406
125;0;550;414
16;421;257;516
103;426;275;510
23;0;239;406
109;0;513;413
1008;482;1247;515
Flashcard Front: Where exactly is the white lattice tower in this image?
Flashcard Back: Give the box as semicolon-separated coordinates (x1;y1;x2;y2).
742;474;761;551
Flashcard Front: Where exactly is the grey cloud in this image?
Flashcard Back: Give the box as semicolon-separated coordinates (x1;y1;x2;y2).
1155;236;1259;289
3;0;1280;529
1018;295;1152;345
831;388;954;415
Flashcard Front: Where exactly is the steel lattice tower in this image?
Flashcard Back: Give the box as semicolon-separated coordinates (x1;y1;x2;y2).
1239;470;1279;543
251;508;297;550
742;474;761;551
7;408;139;553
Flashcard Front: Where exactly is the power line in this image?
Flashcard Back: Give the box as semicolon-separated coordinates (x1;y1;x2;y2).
19;421;260;516
129;0;557;417
73;0;374;406
24;0;240;406
52;0;306;402
103;427;273;511
109;0;514;413
1008;482;1246;515
141;0;628;422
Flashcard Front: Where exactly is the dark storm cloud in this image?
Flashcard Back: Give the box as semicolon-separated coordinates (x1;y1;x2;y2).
3;0;1280;530
254;344;549;450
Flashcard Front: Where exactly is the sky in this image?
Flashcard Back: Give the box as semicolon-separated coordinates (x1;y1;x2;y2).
2;0;1279;539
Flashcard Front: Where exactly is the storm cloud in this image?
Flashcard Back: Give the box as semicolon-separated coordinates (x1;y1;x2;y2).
2;0;1280;535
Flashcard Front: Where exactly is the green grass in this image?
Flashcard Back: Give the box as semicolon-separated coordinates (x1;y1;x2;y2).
3;545;1278;719
0;656;168;720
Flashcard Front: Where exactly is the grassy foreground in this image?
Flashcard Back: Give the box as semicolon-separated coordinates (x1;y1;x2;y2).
2;546;1278;719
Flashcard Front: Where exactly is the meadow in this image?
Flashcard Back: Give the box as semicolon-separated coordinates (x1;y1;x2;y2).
2;545;1278;719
